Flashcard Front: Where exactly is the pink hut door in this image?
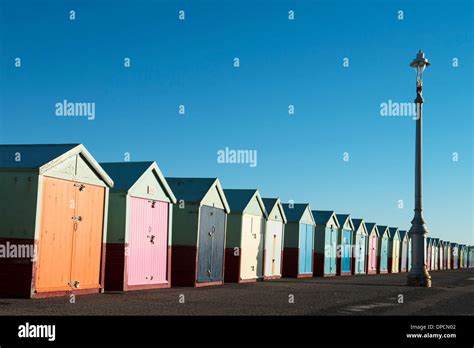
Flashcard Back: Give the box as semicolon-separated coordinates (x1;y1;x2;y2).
370;235;377;271
128;197;169;286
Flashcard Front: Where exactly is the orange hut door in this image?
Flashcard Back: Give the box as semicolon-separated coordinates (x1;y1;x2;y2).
70;183;105;290
36;178;105;293
36;177;76;292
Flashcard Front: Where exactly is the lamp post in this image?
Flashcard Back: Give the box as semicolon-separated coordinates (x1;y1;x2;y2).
407;50;431;287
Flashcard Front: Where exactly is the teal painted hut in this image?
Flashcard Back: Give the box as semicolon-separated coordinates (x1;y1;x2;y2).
376;225;389;274
281;203;316;278
336;214;354;276
351;219;368;275
312;210;339;277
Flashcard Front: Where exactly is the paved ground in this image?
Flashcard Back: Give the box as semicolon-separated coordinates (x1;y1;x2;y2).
0;269;472;315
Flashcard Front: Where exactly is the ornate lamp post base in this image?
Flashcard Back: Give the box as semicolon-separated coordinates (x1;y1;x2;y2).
407;272;431;287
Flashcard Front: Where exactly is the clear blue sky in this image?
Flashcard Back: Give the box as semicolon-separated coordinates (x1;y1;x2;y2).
0;0;472;245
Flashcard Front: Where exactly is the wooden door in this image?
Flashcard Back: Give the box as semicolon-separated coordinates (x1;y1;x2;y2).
70;182;105;289
127;197;169;286
36;177;76;292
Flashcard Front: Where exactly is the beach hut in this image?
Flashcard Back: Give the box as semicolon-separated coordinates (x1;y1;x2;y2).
398;230;409;272
312;211;339;277
281;204;316;278
469;246;473;268
426;238;433;271
408;232;413;271
376;225;389;274
432;238;440;271
460;245;467;268
365;223;379;274
335;214;354;276
223;189;267;283
0;144;113;298
388;227;400;273
166;177;230;287
100;162;176;291
438;240;445;270
261;198;287;280
351;219;368;275
445;242;451;270
451;243;459;269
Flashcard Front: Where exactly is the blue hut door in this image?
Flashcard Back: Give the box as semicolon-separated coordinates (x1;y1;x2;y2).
341;230;352;273
381;237;388;271
298;224;313;274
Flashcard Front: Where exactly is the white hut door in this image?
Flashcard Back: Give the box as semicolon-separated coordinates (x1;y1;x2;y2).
264;220;283;277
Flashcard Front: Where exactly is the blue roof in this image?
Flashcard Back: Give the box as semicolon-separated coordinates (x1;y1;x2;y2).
377;225;389;236
352;218;364;231
365;223;377;234
388;227;399;239
166;177;216;203
262;198;278;213
0;144;79;169
282;203;310;223
399;230;408;240
100;162;154;192
224;189;258;213
336;214;351;229
312;210;335;225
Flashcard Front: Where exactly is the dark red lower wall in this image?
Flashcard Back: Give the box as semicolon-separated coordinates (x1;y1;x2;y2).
282;248;298;278
0;238;34;298
313;252;325;277
171;245;197;287
224;248;241;283
104;243;125;291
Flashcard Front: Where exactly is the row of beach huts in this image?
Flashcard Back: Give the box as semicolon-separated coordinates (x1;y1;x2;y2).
0;144;472;298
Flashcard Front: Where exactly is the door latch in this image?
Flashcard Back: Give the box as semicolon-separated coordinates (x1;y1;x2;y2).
68;280;80;288
71;216;83;221
148;235;155;244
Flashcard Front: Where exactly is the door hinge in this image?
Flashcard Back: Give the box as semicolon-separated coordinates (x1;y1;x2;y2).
74;183;86;191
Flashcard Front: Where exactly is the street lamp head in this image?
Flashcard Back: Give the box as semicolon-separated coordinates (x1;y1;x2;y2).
410;50;430;82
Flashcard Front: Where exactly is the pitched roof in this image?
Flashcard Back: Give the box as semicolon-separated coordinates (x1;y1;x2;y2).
0;144;79;169
388;227;399;239
100;161;154;192
0;143;113;187
100;161;176;202
352;218;364;231
312;210;336;226
282;203;312;223
336;214;353;230
377;225;389;236
262;198;287;223
224;189;257;213
262;198;278;213
365;223;378;236
399;230;408;240
166;177;216;203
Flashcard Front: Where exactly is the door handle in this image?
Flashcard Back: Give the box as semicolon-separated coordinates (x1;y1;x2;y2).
71;216;82;221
